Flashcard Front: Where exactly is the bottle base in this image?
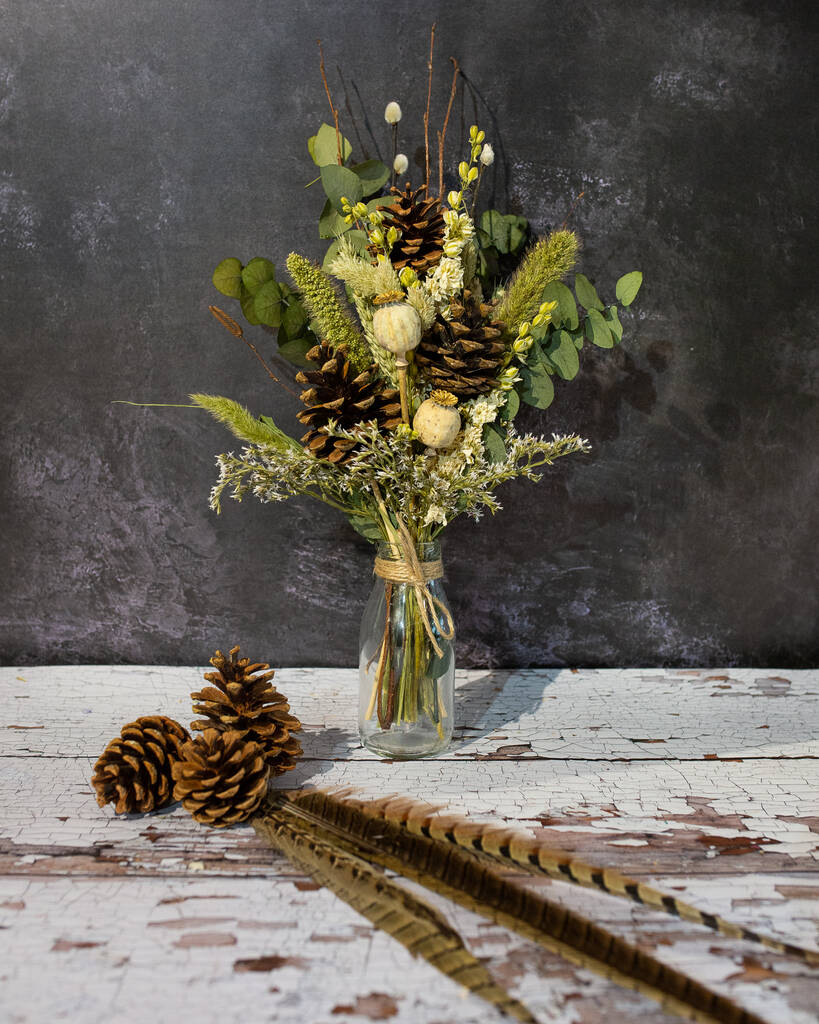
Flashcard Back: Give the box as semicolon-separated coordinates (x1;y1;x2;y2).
359;723;452;759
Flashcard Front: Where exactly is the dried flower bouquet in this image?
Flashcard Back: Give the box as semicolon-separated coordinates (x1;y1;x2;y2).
195;40;642;756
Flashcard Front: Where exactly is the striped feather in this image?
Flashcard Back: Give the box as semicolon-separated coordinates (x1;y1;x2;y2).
269;790;770;1024
253;800;537;1022
323;788;819;969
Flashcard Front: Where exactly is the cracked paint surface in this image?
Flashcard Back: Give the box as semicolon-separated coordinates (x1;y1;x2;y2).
1;667;818;1022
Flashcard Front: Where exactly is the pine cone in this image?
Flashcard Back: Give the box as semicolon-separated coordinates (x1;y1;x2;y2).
415;289;508;397
191;646;303;776
172;729;269;827
92;715;190;814
295;341;402;465
374;183;445;275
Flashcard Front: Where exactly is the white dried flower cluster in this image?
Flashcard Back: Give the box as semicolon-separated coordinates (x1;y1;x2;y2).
442;209;475;259
393;153;408;175
424;255;463;303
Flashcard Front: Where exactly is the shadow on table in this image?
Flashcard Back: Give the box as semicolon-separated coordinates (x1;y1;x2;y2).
453;669;563;746
276;726;359;789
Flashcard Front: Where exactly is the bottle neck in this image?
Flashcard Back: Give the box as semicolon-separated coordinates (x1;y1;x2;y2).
376;539;441;563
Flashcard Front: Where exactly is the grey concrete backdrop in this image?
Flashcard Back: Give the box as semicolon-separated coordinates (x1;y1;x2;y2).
2;1;817;667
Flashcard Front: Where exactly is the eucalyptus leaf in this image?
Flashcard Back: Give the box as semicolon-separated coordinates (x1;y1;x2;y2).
541;280;578;330
574;273;604;311
318;198;350;239
508;216;529;253
351;159;390;196
212;257;243;299
586;307;614;348
253;279;283;327
240;286;261;326
604;305;623;343
281;298;308;337
499;389;520;423
277;336;315;367
571;328;585;350
519;361;555;409
615;270;643;306
309;123;352;166
545;329;580;380
241;257;276;295
481;210;510;253
347;514;383;543
429;642;453;680
321;164;363;212
483;423;507;464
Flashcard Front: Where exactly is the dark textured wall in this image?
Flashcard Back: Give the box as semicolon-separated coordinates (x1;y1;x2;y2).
2;1;817;668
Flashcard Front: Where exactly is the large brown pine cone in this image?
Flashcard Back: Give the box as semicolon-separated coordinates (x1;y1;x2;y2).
172;729;269;827
415;289;508;397
295;341;402;465
191;646;303;776
373;183;445;275
92;715;190;814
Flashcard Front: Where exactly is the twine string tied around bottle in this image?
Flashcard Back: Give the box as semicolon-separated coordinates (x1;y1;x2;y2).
373;518;455;658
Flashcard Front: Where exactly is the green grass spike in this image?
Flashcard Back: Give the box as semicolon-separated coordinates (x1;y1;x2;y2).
286;252;370;372
190;394;299;450
497;230;579;332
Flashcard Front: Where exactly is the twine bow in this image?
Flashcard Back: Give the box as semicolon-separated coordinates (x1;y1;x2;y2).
373;517;455;658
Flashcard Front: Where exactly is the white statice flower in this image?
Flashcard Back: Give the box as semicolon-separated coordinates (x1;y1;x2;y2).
422;503;448;528
425;256;463;302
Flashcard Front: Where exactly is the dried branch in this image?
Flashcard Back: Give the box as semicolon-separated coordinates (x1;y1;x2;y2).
423;23;436;187
437;57;460;197
317;40;343;165
208;305;299;398
560;190;586;230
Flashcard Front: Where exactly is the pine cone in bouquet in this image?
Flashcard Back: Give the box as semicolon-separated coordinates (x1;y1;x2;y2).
415;289;508;398
92;715;190;814
172;729;269;827
374;183;445;274
295;341;402;465
191;646;303;776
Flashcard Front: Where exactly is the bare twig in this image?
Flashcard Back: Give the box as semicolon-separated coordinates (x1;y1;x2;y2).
208;305;300;398
318;40;343;164
437;57;460;197
423;23;436;188
560;190;586;230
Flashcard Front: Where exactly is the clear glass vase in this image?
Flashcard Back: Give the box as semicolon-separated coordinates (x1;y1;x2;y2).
358;539;455;758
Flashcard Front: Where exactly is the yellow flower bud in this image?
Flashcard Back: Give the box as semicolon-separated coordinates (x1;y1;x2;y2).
518;322;531;337
469;124;478;140
458;161;469;180
448;190;462;208
353;202;367;217
476;130;486;144
399;266;418;287
467;166;479;183
370;228;384;246
532;314;543;326
386;226;398;245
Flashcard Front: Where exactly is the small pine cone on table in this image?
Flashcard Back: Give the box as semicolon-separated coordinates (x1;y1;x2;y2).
295;341;402;465
415;289;508;398
191;646;304;776
372;183;446;275
172;729;269;828
91;715;190;814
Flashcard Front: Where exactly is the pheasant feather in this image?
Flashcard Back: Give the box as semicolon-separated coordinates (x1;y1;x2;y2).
264;790;770;1024
253;799;537;1023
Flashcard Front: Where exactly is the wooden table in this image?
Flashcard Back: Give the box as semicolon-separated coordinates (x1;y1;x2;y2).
2;667;818;1023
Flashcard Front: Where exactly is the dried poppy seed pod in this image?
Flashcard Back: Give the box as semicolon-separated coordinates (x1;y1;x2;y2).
372;292;422;359
413;390;461;449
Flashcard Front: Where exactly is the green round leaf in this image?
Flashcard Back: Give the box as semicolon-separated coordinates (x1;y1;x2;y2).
241;257;276;295
519;362;555;409
615;270;643;306
253;279;283;327
499;389;520;423
604;305;623;343
212;257;243;299
277;336;315;367
574;273;604;311
541;280;578;330
482;423;507;464
545;330;580;380
239;286;261;326
309;123;352;166
321;164;363;213
351;159;390;197
586;307;614;348
318;198;350;239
